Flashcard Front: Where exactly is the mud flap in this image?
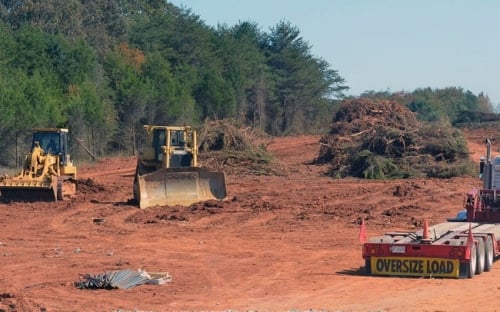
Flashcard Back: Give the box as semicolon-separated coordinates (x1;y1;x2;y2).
136;167;226;208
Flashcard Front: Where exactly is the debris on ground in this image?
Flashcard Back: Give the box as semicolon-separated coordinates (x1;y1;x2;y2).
75;269;172;290
92;218;106;224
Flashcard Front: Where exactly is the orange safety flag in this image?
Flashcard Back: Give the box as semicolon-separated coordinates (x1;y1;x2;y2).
359;218;368;243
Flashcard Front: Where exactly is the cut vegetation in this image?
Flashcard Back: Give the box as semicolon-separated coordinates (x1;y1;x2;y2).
197;120;283;175
315;98;474;179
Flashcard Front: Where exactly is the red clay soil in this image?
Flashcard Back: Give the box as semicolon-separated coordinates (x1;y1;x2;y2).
0;127;498;312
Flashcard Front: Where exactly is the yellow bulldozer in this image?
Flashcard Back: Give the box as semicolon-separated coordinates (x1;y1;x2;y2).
0;128;77;201
133;125;226;208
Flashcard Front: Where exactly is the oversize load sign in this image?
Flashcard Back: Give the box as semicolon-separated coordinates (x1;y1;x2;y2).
371;257;460;278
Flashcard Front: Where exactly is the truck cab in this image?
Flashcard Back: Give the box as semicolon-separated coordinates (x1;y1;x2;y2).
465;139;500;222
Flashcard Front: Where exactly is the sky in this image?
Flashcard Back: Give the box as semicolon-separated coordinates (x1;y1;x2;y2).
170;0;500;104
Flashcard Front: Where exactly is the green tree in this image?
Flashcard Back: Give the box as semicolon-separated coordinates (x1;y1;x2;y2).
477;92;494;113
263;20;347;134
141;53;196;125
216;22;272;129
47;36;96;87
127;5;219;124
66;80;116;160
407;87;490;123
105;44;152;154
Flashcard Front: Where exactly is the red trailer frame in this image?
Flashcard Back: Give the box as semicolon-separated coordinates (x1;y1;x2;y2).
362;139;500;278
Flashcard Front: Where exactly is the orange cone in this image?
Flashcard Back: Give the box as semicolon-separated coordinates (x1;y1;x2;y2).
423;219;429;240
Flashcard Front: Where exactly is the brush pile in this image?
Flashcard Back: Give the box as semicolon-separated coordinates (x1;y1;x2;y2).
315;98;473;179
197;120;282;175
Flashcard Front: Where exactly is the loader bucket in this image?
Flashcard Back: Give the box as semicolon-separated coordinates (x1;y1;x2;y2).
135;167;226;208
0;176;58;202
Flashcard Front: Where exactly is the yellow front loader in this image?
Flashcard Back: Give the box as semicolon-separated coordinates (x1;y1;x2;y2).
133;125;226;208
0;128;77;201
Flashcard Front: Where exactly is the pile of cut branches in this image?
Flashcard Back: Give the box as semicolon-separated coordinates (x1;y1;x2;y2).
197;120;282;176
315;98;474;179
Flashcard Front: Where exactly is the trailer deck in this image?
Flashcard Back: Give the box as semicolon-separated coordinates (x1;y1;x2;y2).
363;221;500;278
362;139;500;278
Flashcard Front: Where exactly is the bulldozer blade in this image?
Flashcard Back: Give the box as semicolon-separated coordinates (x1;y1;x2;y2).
136;167;226;208
0;185;57;202
0;177;58;202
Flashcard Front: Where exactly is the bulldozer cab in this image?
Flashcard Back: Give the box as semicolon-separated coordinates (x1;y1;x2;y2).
151;128;166;162
168;129;186;148
148;126;196;168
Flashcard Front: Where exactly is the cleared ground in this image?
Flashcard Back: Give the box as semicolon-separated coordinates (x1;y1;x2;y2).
0;127;497;311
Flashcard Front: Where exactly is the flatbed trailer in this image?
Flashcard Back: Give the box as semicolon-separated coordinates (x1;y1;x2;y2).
362;139;500;278
362;220;499;278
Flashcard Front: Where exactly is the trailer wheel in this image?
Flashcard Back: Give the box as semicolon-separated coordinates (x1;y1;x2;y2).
476;238;485;275
484;236;494;272
460;243;477;278
364;259;371;275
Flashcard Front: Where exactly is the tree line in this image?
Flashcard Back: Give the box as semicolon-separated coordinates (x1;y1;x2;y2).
0;0;494;166
359;88;494;124
0;0;348;165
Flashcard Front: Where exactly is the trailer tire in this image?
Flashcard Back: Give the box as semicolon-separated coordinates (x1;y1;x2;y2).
364;259;371;275
461;243;477;278
476;238;485;275
484;236;494;272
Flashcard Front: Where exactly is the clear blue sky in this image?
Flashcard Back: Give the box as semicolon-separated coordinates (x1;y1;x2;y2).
170;0;500;104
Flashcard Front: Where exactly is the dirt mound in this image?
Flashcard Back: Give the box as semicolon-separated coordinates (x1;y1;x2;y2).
316;98;472;178
197;120;283;175
125;200;229;224
77;178;106;194
0;293;42;312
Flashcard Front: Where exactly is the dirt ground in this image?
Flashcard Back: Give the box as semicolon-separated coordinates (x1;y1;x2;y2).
1;126;499;312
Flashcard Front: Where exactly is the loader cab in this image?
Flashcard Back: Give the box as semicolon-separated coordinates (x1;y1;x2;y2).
32;128;70;165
